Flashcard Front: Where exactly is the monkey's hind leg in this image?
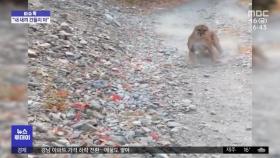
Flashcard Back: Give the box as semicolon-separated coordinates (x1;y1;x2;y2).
211;32;223;54
188;48;196;65
208;46;219;63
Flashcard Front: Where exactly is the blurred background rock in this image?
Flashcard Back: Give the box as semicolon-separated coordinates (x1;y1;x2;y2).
252;0;280;158
0;0;27;158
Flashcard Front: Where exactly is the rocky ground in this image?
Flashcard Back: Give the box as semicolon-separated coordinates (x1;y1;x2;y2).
27;0;252;158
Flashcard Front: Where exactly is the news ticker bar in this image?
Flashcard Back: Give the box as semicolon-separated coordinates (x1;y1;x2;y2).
13;146;269;154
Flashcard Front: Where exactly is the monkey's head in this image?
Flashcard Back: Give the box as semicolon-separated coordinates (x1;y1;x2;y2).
194;24;209;36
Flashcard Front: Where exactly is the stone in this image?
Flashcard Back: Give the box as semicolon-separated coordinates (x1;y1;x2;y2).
91;80;108;89
104;13;114;21
182;99;192;105
159;47;177;55
34;123;48;133
28;49;38;58
66;109;76;120
125;131;136;140
132;120;142;126
167;121;182;128
58;59;69;64
60;22;73;33
110;135;127;145
210;111;216;115
91;111;104;119
49;113;62;122
80;39;88;45
171;127;180;133
89;100;102;111
102;43;115;51
104;13;120;27
154;154;169;158
57;138;70;146
203;74;210;78
245;127;252;131
58;30;72;39
189;104;197;111
65;51;81;60
142;127;152;133
56;131;65;136
71;120;97;131
39;43;51;48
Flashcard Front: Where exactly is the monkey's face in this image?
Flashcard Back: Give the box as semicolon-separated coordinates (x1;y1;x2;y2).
195;25;209;36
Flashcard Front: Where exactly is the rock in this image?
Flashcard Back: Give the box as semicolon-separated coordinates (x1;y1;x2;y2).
91;80;109;89
28;82;40;90
58;59;69;64
65;51;81;59
171;127;180;133
110;135;127;145
136;137;153;145
56;131;65;136
46;35;59;42
39;43;51;48
132;120;142;126
71;120;97;131
49;113;62;122
58;30;72;39
61;13;69;20
141;118;152;126
71;131;81;139
34;123;48;133
189;104;197;111
28;116;35;122
38;114;51;122
60;22;73;33
188;92;193;96
182;99;192;105
60;113;66;120
66;109;76;120
118;104;125;109
102;43;115;51
210;111;216;115
167;121;182;128
245;127;252;131
87;110;104;119
142;127;152;133
154;154;170;158
104;13;120;27
65;51;74;57
125;131;136;140
57;138;70;146
105;13;114;21
159;47;177;55
89;100;102;111
80;39;88;45
203;74;210;78
28;49;38;58
115;21;121;27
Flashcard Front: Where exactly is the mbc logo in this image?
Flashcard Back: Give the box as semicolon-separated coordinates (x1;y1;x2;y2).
248;10;269;17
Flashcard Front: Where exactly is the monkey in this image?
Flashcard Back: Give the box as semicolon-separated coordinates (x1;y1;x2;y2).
187;24;222;64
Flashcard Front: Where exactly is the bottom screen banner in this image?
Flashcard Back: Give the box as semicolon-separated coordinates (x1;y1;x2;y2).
16;146;269;154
